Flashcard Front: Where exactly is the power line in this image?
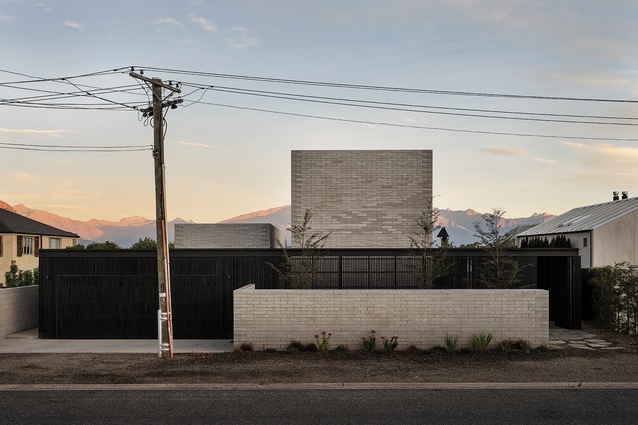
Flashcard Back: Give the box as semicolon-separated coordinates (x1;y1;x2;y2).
0;141;152;152
196;101;638;142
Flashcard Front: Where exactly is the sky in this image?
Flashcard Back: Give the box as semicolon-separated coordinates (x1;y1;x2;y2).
1;0;637;223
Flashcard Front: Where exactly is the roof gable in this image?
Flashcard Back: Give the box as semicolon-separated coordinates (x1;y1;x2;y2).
518;197;638;237
0;208;79;238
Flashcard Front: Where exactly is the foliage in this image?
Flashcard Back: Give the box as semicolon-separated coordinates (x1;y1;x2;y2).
239;342;254;352
66;243;86;250
473;208;523;288
315;331;332;352
303;342;318;352
334;344;350;353
443;332;459;352
381;336;399;352
130;237;175;249
267;209;331;289
497;339;531;353
469;332;493;352
287;341;305;353
405;202;453;288
86;241;122;250
264;347;277;353
362;330;377;351
589;262;638;334
405;344;420;355
4;261;39;287
520;235;571;248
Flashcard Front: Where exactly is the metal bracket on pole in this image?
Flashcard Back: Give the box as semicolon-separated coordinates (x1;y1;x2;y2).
158;310;170;355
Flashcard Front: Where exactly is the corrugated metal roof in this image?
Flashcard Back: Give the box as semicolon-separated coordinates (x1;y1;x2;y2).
0;208;79;238
518;196;638;237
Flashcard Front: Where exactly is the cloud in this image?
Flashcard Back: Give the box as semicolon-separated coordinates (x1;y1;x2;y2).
0;14;14;22
563;141;638;165
10;171;38;182
481;147;528;156
148;18;183;28
190;14;217;32
0;128;71;138
189;0;204;4
179;140;210;148
225;27;260;48
62;21;82;29
533;157;557;165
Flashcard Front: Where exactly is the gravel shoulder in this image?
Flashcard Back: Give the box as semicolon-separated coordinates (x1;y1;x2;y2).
1;323;636;385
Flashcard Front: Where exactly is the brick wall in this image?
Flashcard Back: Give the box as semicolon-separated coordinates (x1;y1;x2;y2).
0;286;39;338
291;150;433;248
175;223;285;248
234;285;549;350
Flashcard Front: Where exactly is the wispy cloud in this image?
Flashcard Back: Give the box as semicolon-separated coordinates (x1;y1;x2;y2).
148;17;183;28
0;128;71;138
189;0;204;5
179;140;210;148
563;141;638;165
62;21;83;29
0;14;14;22
482;147;527;156
226;27;260;49
34;3;53;13
533;157;557;165
190;14;217;32
10;171;38;182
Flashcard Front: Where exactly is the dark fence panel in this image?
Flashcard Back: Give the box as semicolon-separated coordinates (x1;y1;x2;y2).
39;248;582;339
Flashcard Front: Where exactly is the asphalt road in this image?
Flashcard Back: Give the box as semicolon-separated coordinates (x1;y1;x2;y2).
2;387;637;424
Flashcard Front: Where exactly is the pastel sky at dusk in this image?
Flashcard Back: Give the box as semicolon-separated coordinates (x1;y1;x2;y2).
1;0;637;223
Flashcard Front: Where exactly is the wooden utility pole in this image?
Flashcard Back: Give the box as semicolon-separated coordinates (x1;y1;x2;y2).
130;72;181;358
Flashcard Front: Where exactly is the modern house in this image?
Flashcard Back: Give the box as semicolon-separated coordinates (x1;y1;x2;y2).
174;223;286;249
291;150;433;248
516;193;638;268
0;207;79;277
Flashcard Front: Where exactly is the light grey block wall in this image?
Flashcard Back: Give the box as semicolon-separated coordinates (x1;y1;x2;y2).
175;223;285;248
234;285;549;350
0;286;39;338
291;150;433;248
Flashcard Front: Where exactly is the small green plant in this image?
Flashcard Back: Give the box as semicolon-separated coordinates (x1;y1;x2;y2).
265;347;277;353
469;332;493;352
315;331;332;352
444;332;459;352
287;341;304;353
362;330;377;351
239;342;254;352
303;342;318;352
334;344;350;353
381;336;399;352
498;339;531;353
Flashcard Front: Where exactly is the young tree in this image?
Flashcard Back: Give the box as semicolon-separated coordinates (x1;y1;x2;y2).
406;202;450;288
86;241;121;250
473;208;521;288
269;209;331;289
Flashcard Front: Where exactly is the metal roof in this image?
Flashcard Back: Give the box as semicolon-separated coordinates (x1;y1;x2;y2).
517;196;638;237
0;208;79;238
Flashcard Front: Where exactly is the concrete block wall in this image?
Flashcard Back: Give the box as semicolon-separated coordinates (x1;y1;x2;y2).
175;223;285;248
0;286;39;338
291;150;433;248
234;285;549;350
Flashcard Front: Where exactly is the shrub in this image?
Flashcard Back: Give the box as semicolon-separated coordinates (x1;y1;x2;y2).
315;331;332;352
265;347;277;353
405;344;419;355
334;344;349;353
287;341;305;352
381;336;399;352
239;342;254;352
4;261;39;287
589;262;638;334
469;332;493;352
303;342;318;352
444;332;459;352
362;330;377;351
498;339;531;353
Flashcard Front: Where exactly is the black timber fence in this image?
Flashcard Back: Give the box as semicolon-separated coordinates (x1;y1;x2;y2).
38;248;581;339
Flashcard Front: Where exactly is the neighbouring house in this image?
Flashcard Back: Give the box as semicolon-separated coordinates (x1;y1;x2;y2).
291;150;433;248
174;223;286;248
516;193;638;268
0;207;79;279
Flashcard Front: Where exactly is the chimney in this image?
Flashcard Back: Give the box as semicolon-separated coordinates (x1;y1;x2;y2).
622;191;629;200
613;191;619;201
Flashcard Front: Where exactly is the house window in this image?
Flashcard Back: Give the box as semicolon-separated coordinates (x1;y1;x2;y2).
583;237;588;248
22;236;34;255
49;238;62;249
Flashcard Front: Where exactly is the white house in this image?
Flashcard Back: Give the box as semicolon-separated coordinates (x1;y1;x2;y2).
516;194;638;268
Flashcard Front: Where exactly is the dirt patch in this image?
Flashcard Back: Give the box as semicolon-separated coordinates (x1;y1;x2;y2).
1;322;637;385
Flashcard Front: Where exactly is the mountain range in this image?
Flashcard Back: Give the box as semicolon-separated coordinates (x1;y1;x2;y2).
0;201;555;247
